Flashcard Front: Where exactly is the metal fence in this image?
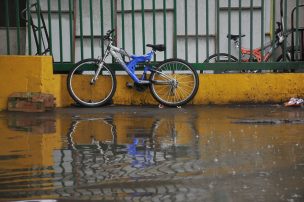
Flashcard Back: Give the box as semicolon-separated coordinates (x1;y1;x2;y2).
0;0;304;72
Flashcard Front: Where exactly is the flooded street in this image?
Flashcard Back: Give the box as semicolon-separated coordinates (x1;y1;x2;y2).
0;106;303;202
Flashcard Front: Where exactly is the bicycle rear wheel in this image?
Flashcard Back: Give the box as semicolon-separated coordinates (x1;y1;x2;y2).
67;59;116;107
149;59;199;107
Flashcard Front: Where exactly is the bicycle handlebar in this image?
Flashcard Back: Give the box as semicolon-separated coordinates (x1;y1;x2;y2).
275;22;283;35
103;29;115;40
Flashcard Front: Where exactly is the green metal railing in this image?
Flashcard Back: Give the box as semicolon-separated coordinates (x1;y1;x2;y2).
1;0;304;72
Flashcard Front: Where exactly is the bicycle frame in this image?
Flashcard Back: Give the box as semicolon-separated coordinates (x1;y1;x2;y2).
95;40;155;85
93;38;175;87
239;41;275;62
231;24;287;62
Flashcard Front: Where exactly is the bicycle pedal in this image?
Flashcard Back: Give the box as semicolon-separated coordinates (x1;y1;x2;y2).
126;82;134;88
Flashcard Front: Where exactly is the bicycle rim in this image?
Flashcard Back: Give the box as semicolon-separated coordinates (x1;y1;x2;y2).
67;59;116;107
150;59;199;107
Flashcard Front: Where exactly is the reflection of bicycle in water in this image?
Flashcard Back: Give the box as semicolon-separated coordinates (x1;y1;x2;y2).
152;118;200;160
53;115;201;199
66;116;117;157
65;115;200;167
125;117;200;168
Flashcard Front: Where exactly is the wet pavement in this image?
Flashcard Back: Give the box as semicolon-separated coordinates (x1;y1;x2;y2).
0;105;303;202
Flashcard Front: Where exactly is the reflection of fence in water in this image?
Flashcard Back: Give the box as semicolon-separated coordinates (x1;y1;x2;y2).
50;116;200;198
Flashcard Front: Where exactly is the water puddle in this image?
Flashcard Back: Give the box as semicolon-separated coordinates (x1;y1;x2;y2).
0;106;303;201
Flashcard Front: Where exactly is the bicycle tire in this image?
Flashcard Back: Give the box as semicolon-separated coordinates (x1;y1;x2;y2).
149;58;199;107
67;59;116;107
204;53;238;73
204;53;238;63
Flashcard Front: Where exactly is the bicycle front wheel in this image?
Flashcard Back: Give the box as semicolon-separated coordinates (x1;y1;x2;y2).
204;53;239;73
149;59;199;107
67;59;116;107
204;53;238;63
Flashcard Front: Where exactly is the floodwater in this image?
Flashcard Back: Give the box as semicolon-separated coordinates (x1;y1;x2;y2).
0;106;303;202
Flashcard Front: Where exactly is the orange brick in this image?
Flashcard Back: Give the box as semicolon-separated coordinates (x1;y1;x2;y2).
8;92;56;112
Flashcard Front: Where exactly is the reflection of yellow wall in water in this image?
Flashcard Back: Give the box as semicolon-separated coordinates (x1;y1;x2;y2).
0;116;62;170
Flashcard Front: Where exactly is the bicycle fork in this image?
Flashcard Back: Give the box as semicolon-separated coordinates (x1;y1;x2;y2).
90;50;110;85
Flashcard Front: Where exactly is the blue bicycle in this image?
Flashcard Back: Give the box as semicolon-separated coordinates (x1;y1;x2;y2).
67;29;199;107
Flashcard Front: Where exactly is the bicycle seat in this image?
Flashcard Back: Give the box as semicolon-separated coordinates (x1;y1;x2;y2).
227;34;246;40
146;44;166;52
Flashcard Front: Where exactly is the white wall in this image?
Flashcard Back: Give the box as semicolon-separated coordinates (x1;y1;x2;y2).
3;0;303;63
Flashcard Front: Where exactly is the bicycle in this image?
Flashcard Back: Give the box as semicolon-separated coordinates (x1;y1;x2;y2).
204;22;293;70
67;29;199;107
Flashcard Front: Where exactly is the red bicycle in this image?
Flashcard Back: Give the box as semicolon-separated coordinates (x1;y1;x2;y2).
205;22;293;68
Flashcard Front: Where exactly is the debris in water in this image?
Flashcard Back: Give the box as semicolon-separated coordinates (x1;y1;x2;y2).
284;97;303;107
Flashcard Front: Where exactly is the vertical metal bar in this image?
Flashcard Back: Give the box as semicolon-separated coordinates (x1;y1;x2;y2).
206;0;209;61
37;0;42;55
250;0;253;61
184;0;188;61
79;0;84;60
152;0;156;61
295;0;299;60
131;0;135;53
69;0;74;62
195;0;198;63
141;0;145;54
261;0;264;61
238;0;242;61
283;0;287;61
111;0;114;30
47;0;52;55
90;0;94;58
173;0;177;58
272;0;276;60
228;0;231;61
111;0;116;64
163;0;167;59
216;0;220;57
100;0;104;57
58;0;63;61
27;0;32;55
16;0;21;54
121;0;125;50
4;0;10;54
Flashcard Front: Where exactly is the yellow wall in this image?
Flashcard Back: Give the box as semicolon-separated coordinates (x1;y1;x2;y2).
0;55;304;110
195;73;304;104
0;56;62;110
60;73;304;106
